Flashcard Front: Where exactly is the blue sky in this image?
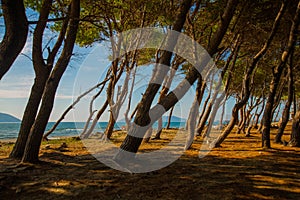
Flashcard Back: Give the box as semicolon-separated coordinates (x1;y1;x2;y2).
0;38;234;123
0;13;234;123
0;39;194;122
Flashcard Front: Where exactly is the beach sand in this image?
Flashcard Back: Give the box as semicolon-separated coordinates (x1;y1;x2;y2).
1;127;300;199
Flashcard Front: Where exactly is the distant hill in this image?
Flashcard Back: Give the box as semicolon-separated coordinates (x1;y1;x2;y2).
161;115;186;122
0;113;21;122
117;115;186;123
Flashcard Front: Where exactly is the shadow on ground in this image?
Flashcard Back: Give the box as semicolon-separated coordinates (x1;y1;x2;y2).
0;145;300;200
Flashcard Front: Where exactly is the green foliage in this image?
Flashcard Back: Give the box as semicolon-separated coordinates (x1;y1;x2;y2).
20;0;299;102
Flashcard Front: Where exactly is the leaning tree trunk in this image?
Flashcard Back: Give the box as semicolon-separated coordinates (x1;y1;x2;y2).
166;106;174;129
288;110;300;147
195;82;210;135
105;113;116;139
245;114;254;137
114;0;238;162
262;0;300;148
254;98;265;129
185;77;202;150
213;0;288;148
21;0;80;163
153;59;181;139
9;70;50;159
275;51;294;143
0;0;28;80
236;105;246;134
81;100;109;139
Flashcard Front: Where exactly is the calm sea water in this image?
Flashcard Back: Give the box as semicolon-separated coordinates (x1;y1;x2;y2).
0;121;186;140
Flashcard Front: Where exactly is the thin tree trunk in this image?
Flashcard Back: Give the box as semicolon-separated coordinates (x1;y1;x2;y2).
80;73;110;138
219;95;227;129
105;113;116;139
245;114;254;137
275;50;294;143
254;103;265;131
124;65;137;128
262;0;300;148
154;59;181;139
293;87;297;115
288;110;300;147
195;69;217;133
236;106;246;134
273;102;282;125
195;82;210;135
142;127;153;143
82;100;109;139
166;106;174;129
0;0;28;80
185;77;202;150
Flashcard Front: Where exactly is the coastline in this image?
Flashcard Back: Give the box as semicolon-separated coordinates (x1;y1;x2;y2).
0;138;16;143
0;135;81;144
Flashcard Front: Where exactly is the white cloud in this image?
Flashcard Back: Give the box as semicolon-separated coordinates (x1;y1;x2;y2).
55;94;74;100
21;37;33;56
0;89;31;98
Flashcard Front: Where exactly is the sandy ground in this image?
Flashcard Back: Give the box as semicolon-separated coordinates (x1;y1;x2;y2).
0;126;300;200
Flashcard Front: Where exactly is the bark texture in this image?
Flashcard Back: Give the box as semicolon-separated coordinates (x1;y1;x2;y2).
21;0;80;163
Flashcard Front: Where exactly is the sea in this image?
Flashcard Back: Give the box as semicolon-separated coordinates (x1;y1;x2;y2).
0;121;186;140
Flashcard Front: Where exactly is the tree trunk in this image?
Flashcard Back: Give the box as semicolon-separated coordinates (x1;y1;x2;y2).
21;0;80;163
288;110;300;147
0;0;28;80
262;0;300;148
236;106;246;134
219;96;227;129
261;76;283;148
81;100;109;139
197;102;212;135
142;127;153;144
275;55;293;143
114;0;238;162
9;72;49;159
254;98;265;129
166;106;174;129
105;113;116;139
195;82;210;135
185;77;202;150
9;0;53;159
154;59;181;139
245;114;254;137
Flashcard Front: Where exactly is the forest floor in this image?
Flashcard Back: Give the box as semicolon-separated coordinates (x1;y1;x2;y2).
0;124;300;200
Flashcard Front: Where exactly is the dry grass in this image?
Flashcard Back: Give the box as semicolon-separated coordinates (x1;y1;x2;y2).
0;123;300;200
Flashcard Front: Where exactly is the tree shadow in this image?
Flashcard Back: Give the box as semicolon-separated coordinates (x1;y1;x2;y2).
0;146;300;200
